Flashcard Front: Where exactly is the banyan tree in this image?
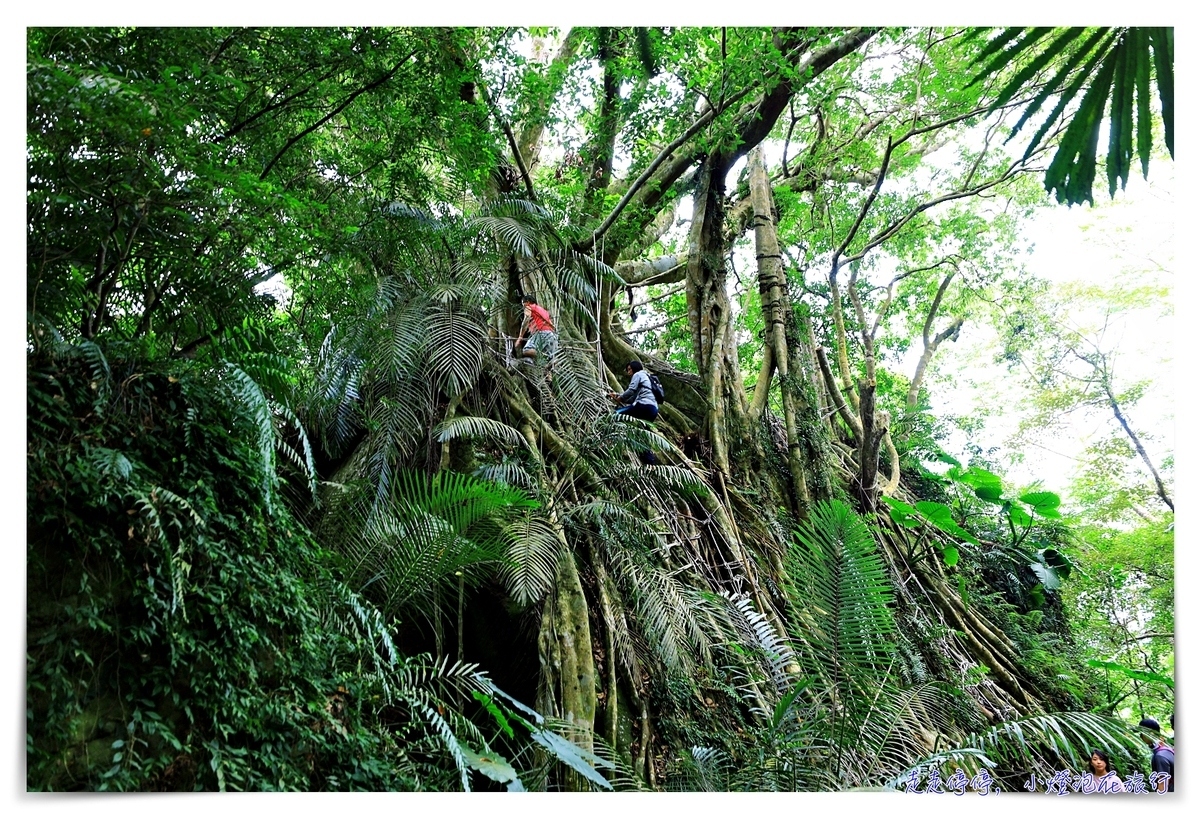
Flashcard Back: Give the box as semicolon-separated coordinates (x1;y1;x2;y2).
27;26;1173;791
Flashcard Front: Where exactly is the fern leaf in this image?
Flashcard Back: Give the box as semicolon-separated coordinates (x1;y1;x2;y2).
497;510;560;606
435;415;530;451
222;363;277;513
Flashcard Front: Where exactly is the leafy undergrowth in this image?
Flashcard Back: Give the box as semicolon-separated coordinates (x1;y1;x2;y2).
27;343;428;790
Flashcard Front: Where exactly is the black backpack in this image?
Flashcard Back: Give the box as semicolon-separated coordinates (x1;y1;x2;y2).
648;372;665;403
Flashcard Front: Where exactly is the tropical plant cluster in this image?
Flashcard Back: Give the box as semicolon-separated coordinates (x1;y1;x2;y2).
27;26;1173;791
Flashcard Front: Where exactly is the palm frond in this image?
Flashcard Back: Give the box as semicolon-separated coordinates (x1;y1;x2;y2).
468;216;538;257
425;304;485;397
389;657;490;790
353;387;429;510
1148;27;1173;156
562;500;668;553
542;345;610;430
473;460;536;490
954;711;1146;782
561;247;624;286
384;200;441;227
674;746;732;792
478;194;557;225
601;540;709;674
311;325;366;457
394;469;535;531
851;681;960;787
881;748;995;792
324;470;534;620
971;26;1173;205
378;296;430;383
28;314;68;356
524;720;615;791
1010;28;1114;153
222;362;278;513
487;689;616;792
273;401;318;502
496;508;561;606
434;415;530;452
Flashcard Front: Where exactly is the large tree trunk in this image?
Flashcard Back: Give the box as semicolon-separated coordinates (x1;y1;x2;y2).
536;543;598;790
748;146;811;514
685;155;763;479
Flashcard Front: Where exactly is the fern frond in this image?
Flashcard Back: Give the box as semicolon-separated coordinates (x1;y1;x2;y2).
723;593;798;697
787;499;897;686
497;509;561;606
87;445;134;481
76;339;112;406
28;314;68;356
221;362;277;513
435;415;530;452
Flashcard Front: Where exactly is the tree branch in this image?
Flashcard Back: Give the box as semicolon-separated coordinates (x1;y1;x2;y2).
479;82;537;199
260;51;415;180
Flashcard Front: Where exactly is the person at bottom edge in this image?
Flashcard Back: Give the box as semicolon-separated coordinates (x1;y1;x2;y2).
609;359;659;465
1080;749;1124;794
1139;717;1174;793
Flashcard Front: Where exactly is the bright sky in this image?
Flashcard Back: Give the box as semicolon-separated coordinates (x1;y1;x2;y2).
928;165;1175;503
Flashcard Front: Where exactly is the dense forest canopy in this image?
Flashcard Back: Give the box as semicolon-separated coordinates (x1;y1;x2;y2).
26;25;1174;792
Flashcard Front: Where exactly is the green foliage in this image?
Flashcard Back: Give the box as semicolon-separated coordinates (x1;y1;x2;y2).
27;342;420;790
28;24;1172;793
670;500;963;791
318;469;540;625
27;337;605;792
28;28;506;356
788;500;898;685
970;27;1173;204
1062;516;1173;718
953;711;1147;786
1087;661;1173;691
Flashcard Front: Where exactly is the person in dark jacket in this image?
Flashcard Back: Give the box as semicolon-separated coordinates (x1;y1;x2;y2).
609;360;658;420
608;360;658;463
1139;717;1175;792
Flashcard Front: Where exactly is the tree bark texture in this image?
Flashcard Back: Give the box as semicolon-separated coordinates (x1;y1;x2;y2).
537;544;597;790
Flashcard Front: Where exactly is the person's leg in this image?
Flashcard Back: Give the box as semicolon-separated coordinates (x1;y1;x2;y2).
525;331;556;364
621;403;659;463
521;332;539;359
626;403;658;422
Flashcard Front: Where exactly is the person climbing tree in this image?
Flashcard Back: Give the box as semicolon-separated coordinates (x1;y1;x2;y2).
609;359;659;464
515;294;558;364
